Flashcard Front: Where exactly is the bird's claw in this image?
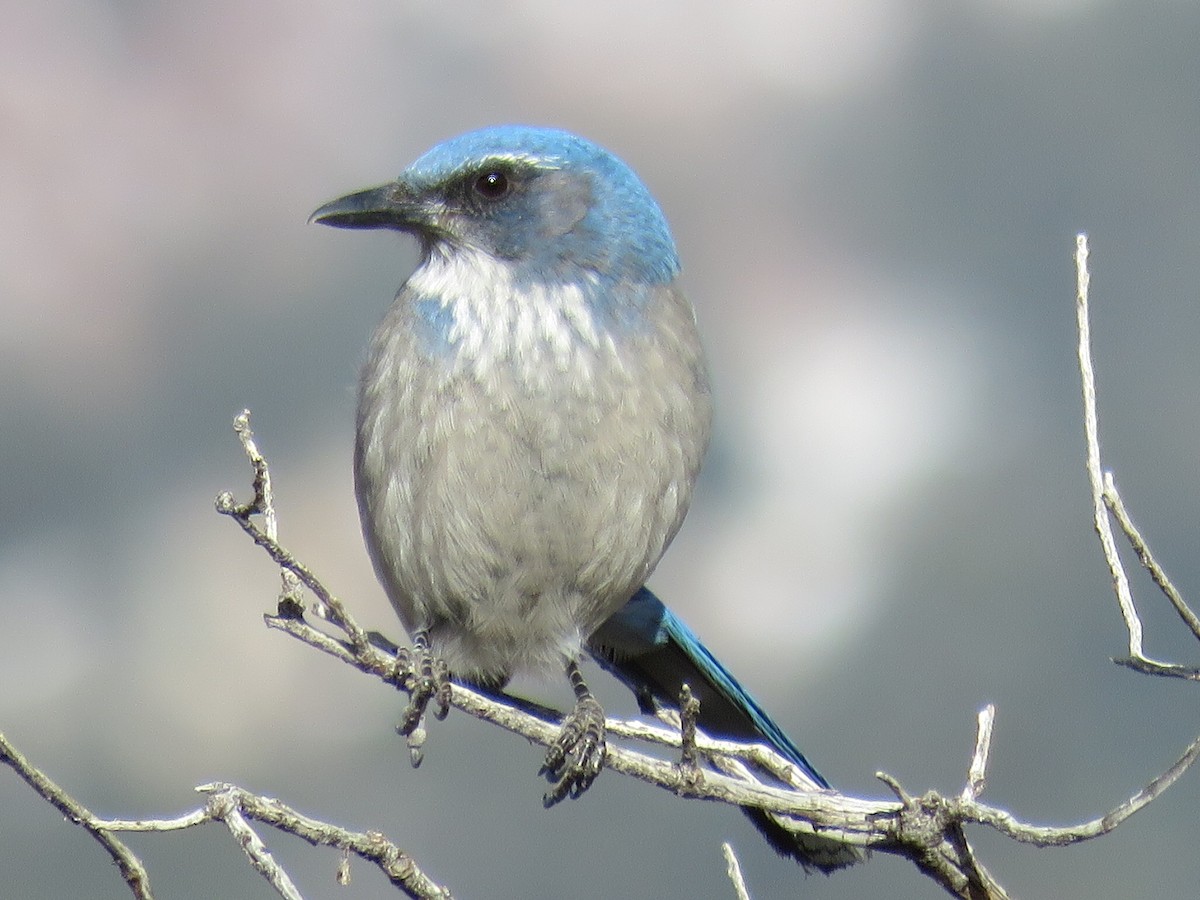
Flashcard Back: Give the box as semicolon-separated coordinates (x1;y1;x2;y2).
394;636;451;767
539;695;606;806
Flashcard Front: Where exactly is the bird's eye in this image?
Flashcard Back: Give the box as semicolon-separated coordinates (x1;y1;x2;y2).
473;170;511;201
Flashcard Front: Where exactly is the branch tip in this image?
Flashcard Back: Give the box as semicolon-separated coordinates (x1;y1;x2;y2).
963;705;995;801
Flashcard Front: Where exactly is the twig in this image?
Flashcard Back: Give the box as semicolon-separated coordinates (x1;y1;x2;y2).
0;730;453;900
677;683;702;787
229;412;305;612
1076;235;1153;663
962;729;1200;845
105;783;454;899
1075;234;1200;676
197;784;453;899
0;732;153;899
1103;475;1200;642
722;842;752;900
962;705;995;802
215;411;370;653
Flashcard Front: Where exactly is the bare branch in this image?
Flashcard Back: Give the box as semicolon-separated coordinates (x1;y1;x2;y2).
722;842;752;900
241;506;1200;899
209;794;304;900
105;783;454;899
1112;655;1200;680
677;683;702;785
215;411;370;653
962;705;995;802
961;728;1200;845
0;732;154;899
196;784;453;899
1103;474;1200;642
211;390;1200;900
1076;233;1200;676
1075;235;1153;662
0;729;453;900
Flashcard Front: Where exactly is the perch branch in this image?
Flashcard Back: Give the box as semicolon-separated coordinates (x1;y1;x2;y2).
210;376;1200;899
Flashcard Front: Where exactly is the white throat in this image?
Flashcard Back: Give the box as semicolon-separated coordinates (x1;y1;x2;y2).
408;248;621;386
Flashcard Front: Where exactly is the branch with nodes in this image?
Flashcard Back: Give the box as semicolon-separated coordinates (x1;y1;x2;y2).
5;235;1200;900
0;732;451;900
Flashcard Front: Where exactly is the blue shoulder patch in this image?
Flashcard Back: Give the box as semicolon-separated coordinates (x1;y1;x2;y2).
410;294;456;354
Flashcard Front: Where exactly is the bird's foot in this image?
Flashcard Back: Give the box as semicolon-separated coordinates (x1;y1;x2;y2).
393;632;450;767
540;662;607;806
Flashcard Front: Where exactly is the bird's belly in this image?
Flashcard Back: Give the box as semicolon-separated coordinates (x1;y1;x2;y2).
357;382;693;680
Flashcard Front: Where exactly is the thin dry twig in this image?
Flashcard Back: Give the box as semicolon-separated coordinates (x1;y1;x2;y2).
962;705;995;802
1076;235;1152;663
215;411;370;653
1103;476;1200;656
0;731;453;900
105;782;454;899
722;842;752;900
0;732;153;899
677;683;703;786
197;784;453;899
961;729;1200;846
1075;234;1200;677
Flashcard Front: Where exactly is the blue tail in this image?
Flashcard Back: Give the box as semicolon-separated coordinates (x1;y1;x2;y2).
587;587;861;872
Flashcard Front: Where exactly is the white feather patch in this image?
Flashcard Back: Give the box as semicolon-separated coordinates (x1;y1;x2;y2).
408;248;619;386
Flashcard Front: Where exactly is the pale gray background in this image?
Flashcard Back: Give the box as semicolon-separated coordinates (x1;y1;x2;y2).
4;1;1200;897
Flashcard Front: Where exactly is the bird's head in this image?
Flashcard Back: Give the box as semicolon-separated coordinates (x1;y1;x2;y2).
311;125;680;287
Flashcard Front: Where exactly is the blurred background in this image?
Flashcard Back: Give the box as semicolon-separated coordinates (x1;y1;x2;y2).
4;1;1200;897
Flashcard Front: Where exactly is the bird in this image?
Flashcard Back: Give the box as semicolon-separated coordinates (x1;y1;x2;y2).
311;125;859;870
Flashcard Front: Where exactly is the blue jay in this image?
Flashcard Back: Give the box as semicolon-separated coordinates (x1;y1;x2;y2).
312;125;858;870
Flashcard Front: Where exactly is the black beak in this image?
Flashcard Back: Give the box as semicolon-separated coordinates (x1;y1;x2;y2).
309;182;419;230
